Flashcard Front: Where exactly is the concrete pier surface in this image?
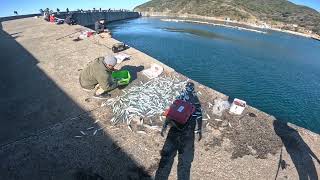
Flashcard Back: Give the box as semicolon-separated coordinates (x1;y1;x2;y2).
0;17;319;180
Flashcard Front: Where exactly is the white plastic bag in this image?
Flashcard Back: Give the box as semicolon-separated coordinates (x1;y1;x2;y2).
142;63;164;79
212;99;231;116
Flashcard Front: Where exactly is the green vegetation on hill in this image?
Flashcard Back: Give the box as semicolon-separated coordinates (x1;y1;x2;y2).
134;0;320;34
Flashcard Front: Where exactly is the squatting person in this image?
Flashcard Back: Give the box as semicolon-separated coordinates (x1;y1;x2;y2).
79;55;119;99
95;18;106;34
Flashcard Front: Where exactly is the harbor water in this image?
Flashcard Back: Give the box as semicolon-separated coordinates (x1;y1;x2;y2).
108;17;320;133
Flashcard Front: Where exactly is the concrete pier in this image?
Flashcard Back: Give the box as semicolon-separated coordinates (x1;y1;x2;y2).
0;17;319;179
70;12;140;26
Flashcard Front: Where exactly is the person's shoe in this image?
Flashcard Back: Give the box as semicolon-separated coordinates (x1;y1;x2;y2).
92;93;111;100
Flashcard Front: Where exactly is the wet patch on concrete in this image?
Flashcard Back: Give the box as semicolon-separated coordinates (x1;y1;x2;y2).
203;109;283;159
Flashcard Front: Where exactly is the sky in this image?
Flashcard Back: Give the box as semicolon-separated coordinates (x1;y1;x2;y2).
0;0;150;17
0;0;319;17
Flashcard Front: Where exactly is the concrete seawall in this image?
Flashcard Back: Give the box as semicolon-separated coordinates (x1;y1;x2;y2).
0;13;41;22
1;12;140;27
59;12;140;26
0;17;319;179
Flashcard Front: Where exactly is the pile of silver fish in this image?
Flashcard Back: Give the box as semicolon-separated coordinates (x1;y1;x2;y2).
104;76;187;125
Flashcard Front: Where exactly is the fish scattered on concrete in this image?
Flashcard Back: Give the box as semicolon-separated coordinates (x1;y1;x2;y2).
75;136;82;138
94;120;100;124
143;124;162;131
215;119;223;122
80;131;86;135
104;76;187;125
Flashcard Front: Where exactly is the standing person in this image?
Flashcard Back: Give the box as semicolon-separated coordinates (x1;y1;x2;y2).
156;82;203;180
79;55;119;99
66;8;69;14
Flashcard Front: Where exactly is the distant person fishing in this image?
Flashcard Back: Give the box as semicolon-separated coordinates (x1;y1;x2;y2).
95;18;111;38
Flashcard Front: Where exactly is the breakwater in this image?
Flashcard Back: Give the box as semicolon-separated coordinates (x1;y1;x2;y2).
0;17;319;179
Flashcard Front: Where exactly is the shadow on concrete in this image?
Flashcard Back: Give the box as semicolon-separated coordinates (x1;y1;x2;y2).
273;120;320;180
0;22;151;179
155;84;202;179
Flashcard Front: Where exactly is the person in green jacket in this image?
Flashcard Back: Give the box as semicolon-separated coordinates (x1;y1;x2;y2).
79;55;118;99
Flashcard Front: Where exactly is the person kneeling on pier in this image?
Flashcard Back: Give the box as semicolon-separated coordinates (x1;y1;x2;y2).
95;19;107;34
156;82;202;180
65;14;76;25
95;19;111;38
79;55;119;99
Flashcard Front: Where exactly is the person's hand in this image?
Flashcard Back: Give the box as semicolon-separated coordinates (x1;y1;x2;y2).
114;80;120;87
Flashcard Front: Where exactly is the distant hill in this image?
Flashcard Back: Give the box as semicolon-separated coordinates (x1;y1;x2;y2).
134;0;320;35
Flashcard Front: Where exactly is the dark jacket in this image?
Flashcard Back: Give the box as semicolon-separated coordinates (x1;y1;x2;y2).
79;57;116;92
65;15;75;25
95;21;104;33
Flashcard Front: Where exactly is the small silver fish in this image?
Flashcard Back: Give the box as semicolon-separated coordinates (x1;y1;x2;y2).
93;130;98;135
128;125;133;132
137;131;147;135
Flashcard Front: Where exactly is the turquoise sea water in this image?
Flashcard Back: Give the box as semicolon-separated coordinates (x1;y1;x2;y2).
108;17;320;133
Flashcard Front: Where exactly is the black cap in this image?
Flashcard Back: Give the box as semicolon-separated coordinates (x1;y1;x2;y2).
185;82;195;92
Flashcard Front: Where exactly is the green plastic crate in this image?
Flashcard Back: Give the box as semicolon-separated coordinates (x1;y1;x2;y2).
112;70;131;85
